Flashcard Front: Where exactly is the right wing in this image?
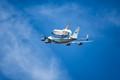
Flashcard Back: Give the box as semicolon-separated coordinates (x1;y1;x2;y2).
69;41;92;45
70;41;92;44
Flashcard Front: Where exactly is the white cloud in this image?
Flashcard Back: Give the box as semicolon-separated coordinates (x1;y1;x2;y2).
26;3;120;28
25;3;90;25
24;3;95;38
0;1;69;80
105;10;120;26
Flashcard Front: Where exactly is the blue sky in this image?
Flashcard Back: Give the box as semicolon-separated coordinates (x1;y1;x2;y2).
0;0;120;80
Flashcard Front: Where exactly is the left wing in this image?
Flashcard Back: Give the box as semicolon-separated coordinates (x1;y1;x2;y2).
41;35;50;41
41;35;48;39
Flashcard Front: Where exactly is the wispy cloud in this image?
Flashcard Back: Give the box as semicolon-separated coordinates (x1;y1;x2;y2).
25;3;94;38
25;3;120;29
105;10;120;27
0;1;69;80
25;3;90;26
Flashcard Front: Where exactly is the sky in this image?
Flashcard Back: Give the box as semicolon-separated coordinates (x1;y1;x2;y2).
0;0;120;80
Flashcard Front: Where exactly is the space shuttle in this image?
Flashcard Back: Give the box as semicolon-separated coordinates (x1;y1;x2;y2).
51;24;72;36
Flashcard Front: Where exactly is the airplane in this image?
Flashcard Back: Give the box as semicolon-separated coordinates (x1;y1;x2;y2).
41;27;92;46
51;23;72;36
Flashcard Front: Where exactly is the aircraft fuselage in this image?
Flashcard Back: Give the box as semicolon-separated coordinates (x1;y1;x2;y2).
47;36;76;44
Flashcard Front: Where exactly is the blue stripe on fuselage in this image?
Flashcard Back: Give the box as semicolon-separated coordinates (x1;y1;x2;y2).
51;37;76;44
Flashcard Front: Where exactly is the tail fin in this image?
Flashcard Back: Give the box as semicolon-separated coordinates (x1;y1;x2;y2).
65;23;70;29
71;27;80;39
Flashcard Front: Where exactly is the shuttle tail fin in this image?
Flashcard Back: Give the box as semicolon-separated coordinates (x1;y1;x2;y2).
65;23;70;29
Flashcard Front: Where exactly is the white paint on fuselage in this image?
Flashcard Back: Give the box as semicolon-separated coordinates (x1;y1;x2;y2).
52;29;72;36
48;36;76;44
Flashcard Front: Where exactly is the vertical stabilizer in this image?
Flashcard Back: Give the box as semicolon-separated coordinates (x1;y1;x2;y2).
71;27;80;39
65;23;70;29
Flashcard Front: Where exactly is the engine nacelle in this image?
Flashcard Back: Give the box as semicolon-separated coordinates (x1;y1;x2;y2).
86;38;88;41
41;37;46;41
86;35;88;41
45;39;51;43
66;43;70;46
78;42;82;45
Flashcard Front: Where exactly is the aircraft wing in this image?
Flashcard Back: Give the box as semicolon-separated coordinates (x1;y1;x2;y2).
77;38;86;40
41;35;51;43
66;40;92;46
69;41;92;44
41;35;49;39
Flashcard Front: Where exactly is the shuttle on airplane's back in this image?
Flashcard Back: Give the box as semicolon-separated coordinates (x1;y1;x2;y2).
41;26;92;46
51;24;72;36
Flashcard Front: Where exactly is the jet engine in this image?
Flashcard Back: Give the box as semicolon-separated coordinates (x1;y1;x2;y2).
45;39;51;43
66;43;70;46
41;37;46;41
78;42;83;45
86;35;88;41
